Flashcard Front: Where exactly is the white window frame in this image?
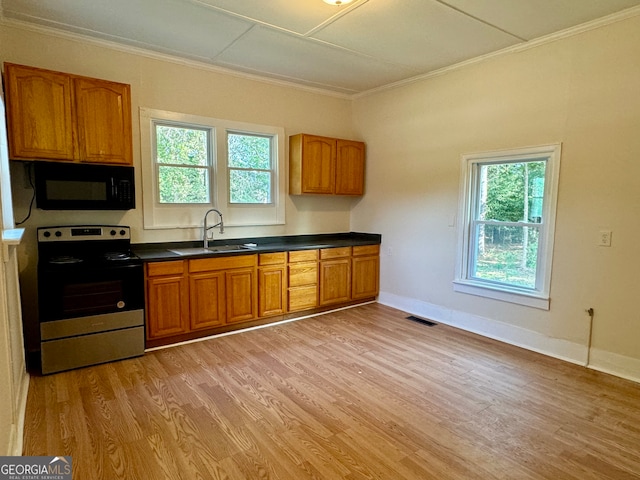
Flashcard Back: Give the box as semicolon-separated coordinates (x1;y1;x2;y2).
454;144;561;310
140;108;285;229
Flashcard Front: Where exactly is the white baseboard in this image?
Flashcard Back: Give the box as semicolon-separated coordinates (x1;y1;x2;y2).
588;348;640;384
9;371;30;456
378;292;639;384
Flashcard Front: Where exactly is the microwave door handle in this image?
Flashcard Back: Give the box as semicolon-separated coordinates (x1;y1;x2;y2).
111;178;117;198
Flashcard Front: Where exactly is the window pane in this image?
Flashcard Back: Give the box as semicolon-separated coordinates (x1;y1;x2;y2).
478;161;546;223
158;166;209;203
156;125;208;166
473;224;539;288
228;133;271;169
229;170;271;204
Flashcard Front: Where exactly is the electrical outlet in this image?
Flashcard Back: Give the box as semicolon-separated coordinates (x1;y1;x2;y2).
386;246;393;256
598;230;612;247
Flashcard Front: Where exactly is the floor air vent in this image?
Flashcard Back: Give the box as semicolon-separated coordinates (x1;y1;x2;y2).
406;315;437;327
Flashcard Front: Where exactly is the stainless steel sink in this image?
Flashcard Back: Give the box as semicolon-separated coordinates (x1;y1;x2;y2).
168;245;253;256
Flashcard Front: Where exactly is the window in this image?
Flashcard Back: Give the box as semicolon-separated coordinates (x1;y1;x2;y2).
140;108;285;229
454;144;561;309
227;132;273;204
155;124;212;204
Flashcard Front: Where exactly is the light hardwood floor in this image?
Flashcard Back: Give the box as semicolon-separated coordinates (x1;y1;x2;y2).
23;303;640;479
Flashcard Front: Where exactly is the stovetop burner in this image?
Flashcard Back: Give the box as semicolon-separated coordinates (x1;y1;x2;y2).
104;252;134;262
49;256;84;265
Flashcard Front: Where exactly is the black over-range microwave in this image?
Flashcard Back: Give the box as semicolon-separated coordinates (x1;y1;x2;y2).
34;162;135;210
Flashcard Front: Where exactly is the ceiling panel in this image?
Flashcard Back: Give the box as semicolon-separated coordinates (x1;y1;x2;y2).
313;0;521;71
215;26;420;93
442;0;640;40
192;0;361;35
2;0;252;59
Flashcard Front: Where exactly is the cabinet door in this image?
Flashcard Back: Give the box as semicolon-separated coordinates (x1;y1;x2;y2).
190;271;226;330
75;77;133;165
226;268;257;323
335;140;365;195
319;258;351;306
352;255;379;299
146;275;189;339
259;266;287;317
301;135;335;194
4;64;76;160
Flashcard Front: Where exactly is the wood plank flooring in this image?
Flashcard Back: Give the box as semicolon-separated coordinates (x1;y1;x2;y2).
23;303;640;479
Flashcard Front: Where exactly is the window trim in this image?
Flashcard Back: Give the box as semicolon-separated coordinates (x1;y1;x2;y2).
140;108;285;230
454;144;562;310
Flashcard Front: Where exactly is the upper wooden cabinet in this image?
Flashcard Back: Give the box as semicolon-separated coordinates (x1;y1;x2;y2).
3;63;133;165
289;134;365;196
74;77;132;165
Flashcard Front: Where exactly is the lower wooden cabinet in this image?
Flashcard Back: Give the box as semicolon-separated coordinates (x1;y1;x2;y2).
189;255;257;327
146;255;257;340
226;267;257;323
258;253;287;318
146;261;189;339
189;271;225;330
352;245;380;299
145;244;379;344
319;247;352;306
288;250;318;312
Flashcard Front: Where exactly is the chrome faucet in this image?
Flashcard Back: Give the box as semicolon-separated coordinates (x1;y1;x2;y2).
203;208;224;248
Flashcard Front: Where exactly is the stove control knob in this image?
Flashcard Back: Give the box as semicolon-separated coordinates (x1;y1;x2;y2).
55;231;62;237
43;231;51;238
120;229;126;236
110;229;117;236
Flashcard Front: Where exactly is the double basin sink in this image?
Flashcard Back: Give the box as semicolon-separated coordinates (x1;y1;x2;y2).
168;245;254;256
168;243;333;257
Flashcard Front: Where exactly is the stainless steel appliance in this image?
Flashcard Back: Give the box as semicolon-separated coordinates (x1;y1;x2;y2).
34;162;135;210
37;225;144;374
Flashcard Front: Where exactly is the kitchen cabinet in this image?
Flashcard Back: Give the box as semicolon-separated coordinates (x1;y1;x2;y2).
288;249;318;312
289;134;365;196
3;63;133;165
319;247;352;306
189;270;226;330
144;241;379;347
189;255;258;325
352;245;380;300
258;252;287;318
74;76;133;165
146;261;189;339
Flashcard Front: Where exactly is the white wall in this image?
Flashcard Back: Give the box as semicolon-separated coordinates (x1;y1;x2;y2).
352;13;640;381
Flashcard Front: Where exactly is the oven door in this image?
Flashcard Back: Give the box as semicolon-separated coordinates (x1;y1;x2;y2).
38;262;144;322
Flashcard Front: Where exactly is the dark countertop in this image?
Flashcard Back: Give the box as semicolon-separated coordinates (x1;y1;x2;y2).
132;232;381;262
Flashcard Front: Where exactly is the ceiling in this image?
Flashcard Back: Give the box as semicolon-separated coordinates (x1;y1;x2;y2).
2;0;640;96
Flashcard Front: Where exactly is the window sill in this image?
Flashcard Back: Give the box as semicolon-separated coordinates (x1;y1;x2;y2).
453;280;550;310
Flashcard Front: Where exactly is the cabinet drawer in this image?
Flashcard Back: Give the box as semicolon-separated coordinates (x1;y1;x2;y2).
352;245;380;256
288;262;318;287
320;246;352;259
147;260;185;277
288;249;318;263
189;254;257;273
288;285;318;312
259;252;286;266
